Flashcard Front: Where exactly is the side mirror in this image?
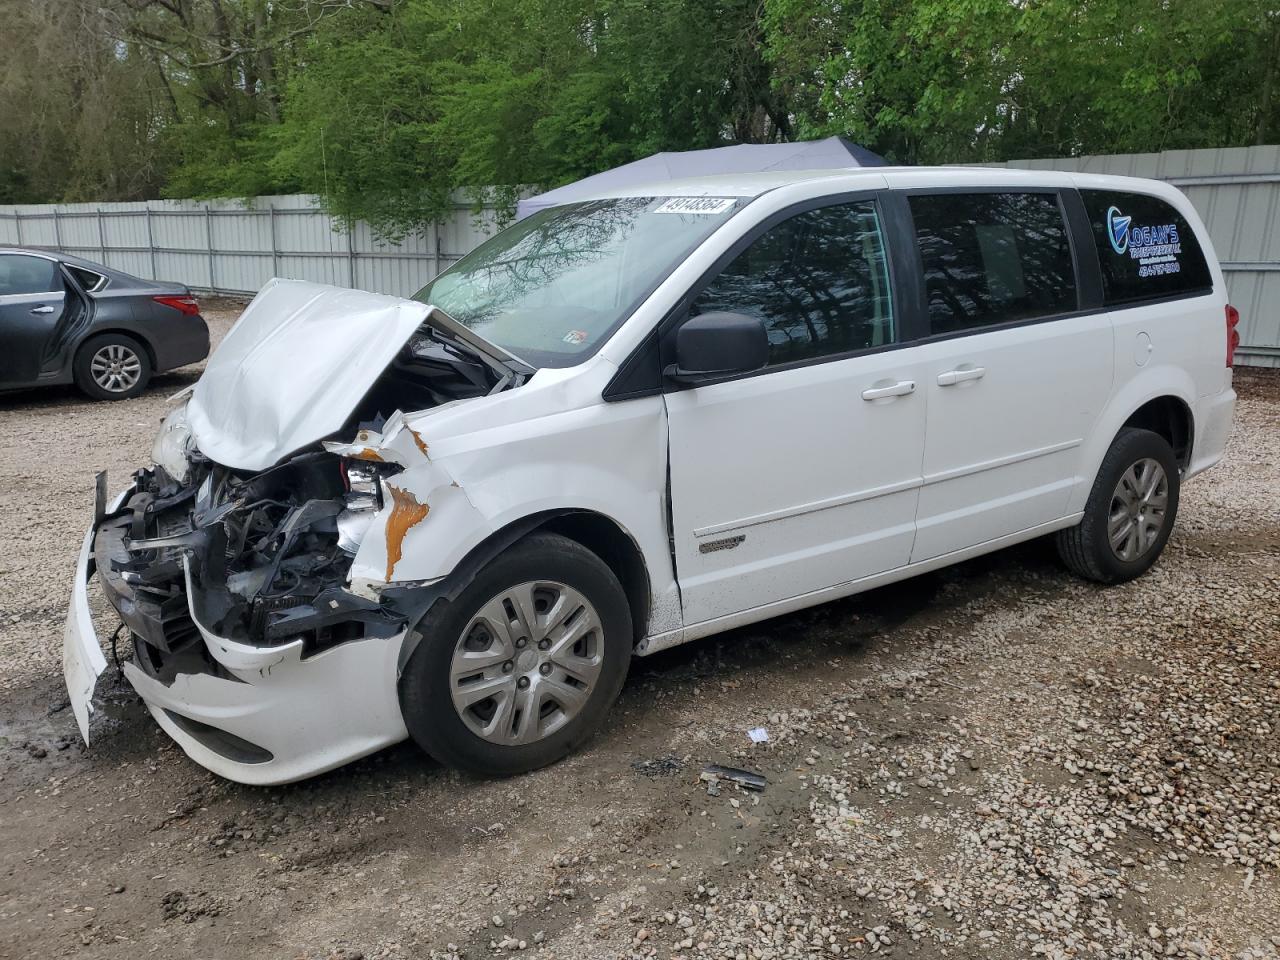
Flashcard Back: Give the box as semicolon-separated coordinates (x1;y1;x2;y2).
665;312;768;385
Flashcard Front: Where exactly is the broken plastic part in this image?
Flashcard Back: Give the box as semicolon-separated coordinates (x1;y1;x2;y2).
701;764;768;791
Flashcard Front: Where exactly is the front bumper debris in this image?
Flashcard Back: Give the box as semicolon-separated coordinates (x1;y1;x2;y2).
63;468;414;785
64;486;131;742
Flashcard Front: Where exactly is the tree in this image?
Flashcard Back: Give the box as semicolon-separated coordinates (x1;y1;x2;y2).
0;1;165;203
2;0;1277;230
763;0;1280;164
267;0;795;238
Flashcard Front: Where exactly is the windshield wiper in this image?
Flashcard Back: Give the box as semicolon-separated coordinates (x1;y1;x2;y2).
419;306;535;391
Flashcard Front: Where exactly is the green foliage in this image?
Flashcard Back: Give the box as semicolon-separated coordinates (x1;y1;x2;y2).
765;0;1279;164
2;0;1278;235
268;0;789;238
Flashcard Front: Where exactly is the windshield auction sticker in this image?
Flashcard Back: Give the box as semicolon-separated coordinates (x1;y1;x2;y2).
654;197;736;215
1107;205;1183;278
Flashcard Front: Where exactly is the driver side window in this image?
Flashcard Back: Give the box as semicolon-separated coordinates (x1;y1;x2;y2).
689;200;893;367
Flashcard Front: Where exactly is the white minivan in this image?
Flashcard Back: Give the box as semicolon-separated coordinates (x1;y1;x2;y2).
64;167;1238;784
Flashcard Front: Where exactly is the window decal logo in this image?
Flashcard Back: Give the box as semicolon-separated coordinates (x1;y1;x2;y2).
1106;205;1183;278
1107;206;1132;254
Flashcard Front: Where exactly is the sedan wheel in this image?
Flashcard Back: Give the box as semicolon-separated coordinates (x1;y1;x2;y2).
74;333;153;400
90;342;144;394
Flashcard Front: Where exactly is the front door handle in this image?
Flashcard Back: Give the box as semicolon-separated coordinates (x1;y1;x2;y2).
937;366;986;386
30;305;55;315
861;380;916;401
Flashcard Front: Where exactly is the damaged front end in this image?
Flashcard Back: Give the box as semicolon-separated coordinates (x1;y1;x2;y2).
71;451;415;782
62;279;530;784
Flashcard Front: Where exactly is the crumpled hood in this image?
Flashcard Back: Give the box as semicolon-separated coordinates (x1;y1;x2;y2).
188;279;430;471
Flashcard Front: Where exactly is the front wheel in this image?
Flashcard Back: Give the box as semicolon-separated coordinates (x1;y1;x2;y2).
399;532;632;776
1056;427;1180;584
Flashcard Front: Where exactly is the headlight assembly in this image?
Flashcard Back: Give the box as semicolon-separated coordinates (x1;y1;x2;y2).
151;402;195;484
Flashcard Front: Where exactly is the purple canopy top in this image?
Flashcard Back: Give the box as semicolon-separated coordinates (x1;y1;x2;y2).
515;136;886;220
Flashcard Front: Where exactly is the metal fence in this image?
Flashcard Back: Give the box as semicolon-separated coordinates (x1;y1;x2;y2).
1;144;1278;365
992;145;1280;368
0;194;504;301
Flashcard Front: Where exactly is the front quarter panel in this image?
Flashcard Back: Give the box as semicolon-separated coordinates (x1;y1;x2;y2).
345;378;680;638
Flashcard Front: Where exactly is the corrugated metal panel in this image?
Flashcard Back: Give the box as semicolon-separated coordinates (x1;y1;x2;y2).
0;193;502;301
992;145;1280;363
2;150;1276;363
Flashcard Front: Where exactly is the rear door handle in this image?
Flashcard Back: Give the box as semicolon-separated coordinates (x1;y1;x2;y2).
861;380;915;401
30;305;55;315
937;366;986;386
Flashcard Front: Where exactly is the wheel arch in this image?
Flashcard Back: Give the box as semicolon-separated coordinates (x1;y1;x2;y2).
1070;369;1197;515
75;326;158;370
1119;395;1193;470
385;507;654;650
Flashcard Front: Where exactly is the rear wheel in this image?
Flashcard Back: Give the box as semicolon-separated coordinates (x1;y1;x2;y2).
74;333;152;400
1056;427;1180;584
399;532;632;776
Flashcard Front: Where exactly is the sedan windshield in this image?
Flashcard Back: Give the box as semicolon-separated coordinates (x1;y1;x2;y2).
411;196;742;368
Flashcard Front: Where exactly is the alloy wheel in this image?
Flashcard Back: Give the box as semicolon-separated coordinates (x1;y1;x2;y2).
90;343;143;393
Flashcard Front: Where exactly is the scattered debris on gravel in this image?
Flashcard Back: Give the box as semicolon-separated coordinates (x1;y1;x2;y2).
1;312;1276;960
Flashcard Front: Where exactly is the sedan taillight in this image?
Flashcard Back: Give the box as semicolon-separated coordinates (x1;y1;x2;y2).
153;294;201;316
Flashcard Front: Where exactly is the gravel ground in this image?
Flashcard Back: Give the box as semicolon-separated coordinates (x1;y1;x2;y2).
1;307;1277;960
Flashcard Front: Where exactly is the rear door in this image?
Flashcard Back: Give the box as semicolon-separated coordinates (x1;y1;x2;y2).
901;189;1114;561
0;253;69;387
663;195;929;626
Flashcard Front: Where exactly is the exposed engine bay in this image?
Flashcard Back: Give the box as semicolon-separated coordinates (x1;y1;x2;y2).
95;454;397;671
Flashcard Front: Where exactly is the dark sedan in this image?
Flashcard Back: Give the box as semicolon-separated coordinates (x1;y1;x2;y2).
0;248;209;400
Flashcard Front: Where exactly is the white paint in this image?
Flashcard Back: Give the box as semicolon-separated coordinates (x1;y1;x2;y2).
121;631;407;785
906;312;1114;562
665;347;927;625
62;522;106;744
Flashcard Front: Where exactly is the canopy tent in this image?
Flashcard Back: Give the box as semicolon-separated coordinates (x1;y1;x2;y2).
515;136;886;220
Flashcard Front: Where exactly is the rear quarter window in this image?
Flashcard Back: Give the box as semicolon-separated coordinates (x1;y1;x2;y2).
1080;190;1213;306
67;266;106;291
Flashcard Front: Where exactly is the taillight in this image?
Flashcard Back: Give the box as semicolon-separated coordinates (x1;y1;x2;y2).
1225;304;1241;368
153;294;201;316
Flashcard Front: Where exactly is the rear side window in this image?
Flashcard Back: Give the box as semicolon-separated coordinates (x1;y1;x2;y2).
690;200;894;366
67;266;106;291
0;254;59;296
910;192;1077;335
1080;190;1212;305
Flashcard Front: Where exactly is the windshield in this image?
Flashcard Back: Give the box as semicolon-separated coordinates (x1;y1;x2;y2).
411;196;743;368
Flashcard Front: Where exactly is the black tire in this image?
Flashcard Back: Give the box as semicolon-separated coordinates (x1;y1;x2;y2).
399;532;632;777
73;332;152;400
1056;427;1180;584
